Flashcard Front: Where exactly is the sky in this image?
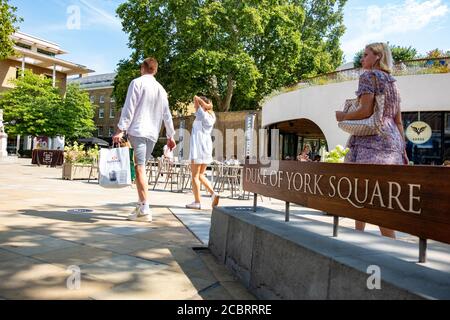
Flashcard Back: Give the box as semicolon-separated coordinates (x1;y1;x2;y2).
9;0;450;75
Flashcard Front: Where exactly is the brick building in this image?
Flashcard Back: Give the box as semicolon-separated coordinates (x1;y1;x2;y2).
69;73;118;142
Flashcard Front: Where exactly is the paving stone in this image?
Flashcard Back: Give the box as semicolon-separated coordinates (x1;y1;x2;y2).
31;244;116;267
86;236;161;255
79;255;170;284
0;248;23;262
0;234;78;256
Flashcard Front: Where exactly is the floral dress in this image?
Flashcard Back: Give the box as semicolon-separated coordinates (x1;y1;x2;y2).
345;70;405;165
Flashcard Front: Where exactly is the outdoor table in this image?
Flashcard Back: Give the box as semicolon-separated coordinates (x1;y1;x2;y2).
31;149;64;167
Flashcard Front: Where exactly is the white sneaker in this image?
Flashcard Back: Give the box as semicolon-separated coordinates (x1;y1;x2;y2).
212;194;220;208
127;207;153;222
185;202;201;210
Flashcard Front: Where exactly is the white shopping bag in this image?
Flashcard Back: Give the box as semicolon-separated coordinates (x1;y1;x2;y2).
99;147;132;188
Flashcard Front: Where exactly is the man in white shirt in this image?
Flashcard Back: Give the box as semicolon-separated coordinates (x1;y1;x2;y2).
113;57;176;222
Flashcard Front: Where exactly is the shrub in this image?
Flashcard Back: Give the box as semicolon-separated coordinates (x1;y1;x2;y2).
64;142;98;164
324;145;349;163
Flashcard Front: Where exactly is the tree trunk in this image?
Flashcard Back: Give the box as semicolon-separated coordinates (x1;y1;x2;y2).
222;74;236;112
208;74;235;112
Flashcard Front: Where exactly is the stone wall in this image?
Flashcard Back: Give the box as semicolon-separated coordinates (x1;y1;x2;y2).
209;206;450;300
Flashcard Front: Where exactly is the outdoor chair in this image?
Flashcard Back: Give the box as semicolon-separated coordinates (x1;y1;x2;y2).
88;155;99;183
152;158;181;192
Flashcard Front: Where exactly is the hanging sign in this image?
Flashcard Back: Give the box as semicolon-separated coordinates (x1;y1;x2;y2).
406;121;432;145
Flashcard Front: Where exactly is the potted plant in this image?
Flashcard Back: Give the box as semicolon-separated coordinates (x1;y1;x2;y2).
62;142;99;180
324;145;350;163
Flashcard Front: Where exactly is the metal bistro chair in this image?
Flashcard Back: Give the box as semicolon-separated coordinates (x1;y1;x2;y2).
152;158;181;192
214;164;241;198
146;159;158;185
88;155;99;183
178;162;192;192
227;165;243;199
213;162;226;193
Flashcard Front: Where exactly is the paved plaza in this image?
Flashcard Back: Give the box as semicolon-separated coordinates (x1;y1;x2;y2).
0;157;255;300
1;157;449;300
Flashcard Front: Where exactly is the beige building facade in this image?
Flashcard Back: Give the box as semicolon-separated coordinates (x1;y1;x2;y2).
0;32;93;153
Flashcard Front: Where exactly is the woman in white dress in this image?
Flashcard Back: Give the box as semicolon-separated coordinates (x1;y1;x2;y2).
186;96;220;209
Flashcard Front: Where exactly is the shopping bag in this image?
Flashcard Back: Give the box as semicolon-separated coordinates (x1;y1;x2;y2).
119;137;135;182
129;148;136;182
99;146;132;188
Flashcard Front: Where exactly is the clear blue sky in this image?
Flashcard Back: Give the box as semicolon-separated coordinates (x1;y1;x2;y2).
10;0;450;75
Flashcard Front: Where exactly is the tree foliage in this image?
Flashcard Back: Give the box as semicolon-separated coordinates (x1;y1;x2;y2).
115;0;346;112
62;83;96;139
0;71;95;139
353;45;419;68
0;0;22;59
426;48;447;58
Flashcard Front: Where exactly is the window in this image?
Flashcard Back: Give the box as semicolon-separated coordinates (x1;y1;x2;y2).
108;127;114;137
403;112;444;165
97;126;103;137
110;96;116;103
37;48;56;57
109;107;115;118
16;43;31;50
99;108;105;119
99;96;105;104
90;95;95;104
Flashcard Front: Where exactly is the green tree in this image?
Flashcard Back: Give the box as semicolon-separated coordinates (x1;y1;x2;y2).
0;0;22;59
353;45;418;68
0;71;95;139
115;0;346;112
426;48;446;58
390;45;418;62
112;59;141;108
60;83;96;139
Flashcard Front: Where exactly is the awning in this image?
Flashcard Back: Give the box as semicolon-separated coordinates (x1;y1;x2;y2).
10;46;94;76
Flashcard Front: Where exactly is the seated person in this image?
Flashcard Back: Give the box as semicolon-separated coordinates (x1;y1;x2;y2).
297;144;312;162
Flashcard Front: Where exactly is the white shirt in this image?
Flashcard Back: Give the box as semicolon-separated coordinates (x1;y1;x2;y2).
189;107;216;164
117;74;175;142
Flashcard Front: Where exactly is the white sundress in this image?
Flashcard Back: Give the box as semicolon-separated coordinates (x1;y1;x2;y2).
189;107;216;164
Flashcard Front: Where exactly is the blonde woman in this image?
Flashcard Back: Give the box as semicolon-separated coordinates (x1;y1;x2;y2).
297;144;312;162
335;42;408;239
186;96;220;209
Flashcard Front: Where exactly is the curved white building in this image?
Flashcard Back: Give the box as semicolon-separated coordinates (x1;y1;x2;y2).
262;72;450;165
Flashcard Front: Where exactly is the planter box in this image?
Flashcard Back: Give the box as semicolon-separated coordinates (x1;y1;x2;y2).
62;163;97;181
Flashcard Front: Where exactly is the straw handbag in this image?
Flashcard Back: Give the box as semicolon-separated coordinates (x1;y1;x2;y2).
338;76;385;136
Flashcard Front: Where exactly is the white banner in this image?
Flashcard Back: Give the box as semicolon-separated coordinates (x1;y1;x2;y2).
244;113;256;158
178;119;186;160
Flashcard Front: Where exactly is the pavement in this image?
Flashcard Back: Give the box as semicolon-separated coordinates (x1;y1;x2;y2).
1;157;448;300
0;157;255;300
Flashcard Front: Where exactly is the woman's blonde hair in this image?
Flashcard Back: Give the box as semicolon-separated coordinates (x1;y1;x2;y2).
199;96;215;116
366;42;394;74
